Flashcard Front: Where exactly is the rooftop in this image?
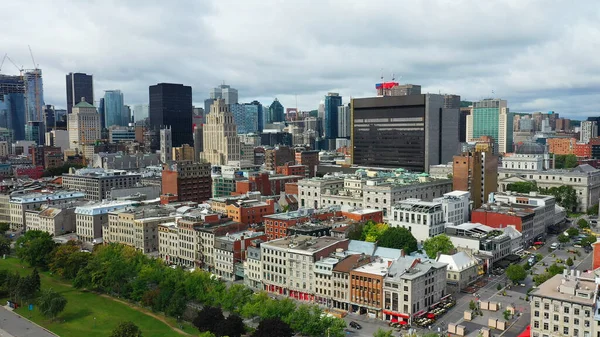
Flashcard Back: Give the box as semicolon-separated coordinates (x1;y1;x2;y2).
10;190;86;204
437;252;478;272
263;235;347;253
65;168;140;178
75;200;139;215
445;222;509;241
474;202;536;217
393;198;443;212
217;230;265;242
263;207;340;220
333;254;371;272
387;256;447;281
353;257;392;276
531;272;597;306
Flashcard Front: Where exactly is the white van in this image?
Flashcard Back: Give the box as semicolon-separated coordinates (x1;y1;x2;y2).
550;242;559;249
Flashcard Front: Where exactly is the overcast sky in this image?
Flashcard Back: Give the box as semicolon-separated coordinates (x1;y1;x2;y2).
3;0;599;119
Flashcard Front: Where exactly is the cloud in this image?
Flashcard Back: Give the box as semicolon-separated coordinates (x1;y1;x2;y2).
2;0;599;118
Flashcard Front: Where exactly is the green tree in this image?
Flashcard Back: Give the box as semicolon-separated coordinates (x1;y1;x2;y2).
37;289;67;321
577;219;590;229
558;234;570;243
503;309;512;321
422;234;455;258
49;241;91;279
110;321;143;337
252;318;293;337
564;154;578;169
347;223;364;241
534;273;553;286
0;236;10;256
567;227;579;237
0;223;9;234
506;181;537;193
581;235;597;246
361;221;389;242
566;257;574;266
506;264;527;284
543;185;578;212
373;328;394;337
547;263;565;276
377;227;418;253
469;300;477;311
587;203;599;216
15;230;56;269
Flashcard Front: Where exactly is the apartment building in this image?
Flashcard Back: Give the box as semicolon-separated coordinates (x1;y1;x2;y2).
244;241;263;290
530;270;597;337
193;216;248;271
214;231;267;281
331;254;372;311
382;257;448;323
161;161;212;204
349;257;391;319
158;222;179;265
10;191;86;230
261;235;349;300
62;168;141;201
389;199;446;242
262;207;340;240
436;251;480;293
75;200;138;243
225;199;275;225
298;170;452;219
25;206;77;236
433;191;471;226
104;206;174;254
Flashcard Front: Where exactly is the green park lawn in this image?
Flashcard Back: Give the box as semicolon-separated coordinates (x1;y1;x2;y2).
1;257;189;337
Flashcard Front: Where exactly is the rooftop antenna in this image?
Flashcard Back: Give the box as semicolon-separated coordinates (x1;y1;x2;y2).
28;45;38;69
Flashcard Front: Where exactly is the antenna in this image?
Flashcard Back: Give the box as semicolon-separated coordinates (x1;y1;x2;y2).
28;45;38;69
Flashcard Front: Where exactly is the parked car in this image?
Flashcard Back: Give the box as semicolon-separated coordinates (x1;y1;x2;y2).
584;245;593;253
550;242;559;249
349;321;362;330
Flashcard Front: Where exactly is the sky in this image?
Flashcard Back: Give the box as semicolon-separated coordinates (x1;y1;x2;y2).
2;0;600;119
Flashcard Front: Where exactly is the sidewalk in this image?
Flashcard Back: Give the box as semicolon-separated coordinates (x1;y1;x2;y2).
0;305;58;337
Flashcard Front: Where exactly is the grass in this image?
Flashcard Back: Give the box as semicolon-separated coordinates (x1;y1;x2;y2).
1;257;189;337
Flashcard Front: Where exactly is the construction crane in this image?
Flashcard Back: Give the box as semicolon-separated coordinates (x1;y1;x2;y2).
0;53;7;73
5;55;23;75
28;45;38;69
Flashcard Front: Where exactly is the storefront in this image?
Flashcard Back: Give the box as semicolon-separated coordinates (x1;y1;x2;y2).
383;310;410;324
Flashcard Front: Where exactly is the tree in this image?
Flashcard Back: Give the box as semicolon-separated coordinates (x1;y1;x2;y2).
506;265;527;284
422;234;455;258
347;223;364;241
0;236;10;256
564;154;578;169
469;300;477;311
37;289;67;320
566;257;574;267
373;328;394;337
581;235;597;246
377;227;418;253
557;234;570;243
506;181;537;194
547;263;565;276
567;227;579;237
0;223;9;234
110;321;143;337
50;242;91;280
361;221;389;242
543;185;578;212
503;309;512;321
15;230;56;269
193;306;225;333
252;318;293;337
219;314;246;337
587;203;599;216
577;219;590;229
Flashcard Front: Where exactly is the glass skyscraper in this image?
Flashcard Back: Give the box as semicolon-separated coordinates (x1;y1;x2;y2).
23;69;44;123
230;103;259;134
66;72;93;114
324;92;342;140
470;98;513;153
267;98;284;124
104;90;125;127
149;83;193;148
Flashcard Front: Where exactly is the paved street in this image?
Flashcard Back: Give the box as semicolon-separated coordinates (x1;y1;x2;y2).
0;306;57;337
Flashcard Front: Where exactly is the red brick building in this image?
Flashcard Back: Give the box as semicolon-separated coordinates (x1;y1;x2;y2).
574;143;592;158
276;163;308;177
285;182;298;195
225;199;275;225
342;209;383;223
14;165;44;179
31;146;62;168
162;161;212;203
295;150;319;177
547;138;576;155
235;173;302;196
263;208;341;240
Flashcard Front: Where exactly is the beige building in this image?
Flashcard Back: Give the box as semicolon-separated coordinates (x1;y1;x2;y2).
10;191;85;230
75;200;137;243
0;194;11;224
314;257;339;307
331;254;371;311
158;222;180;265
62;168;141;201
201;99;242;165
25;206;77;236
68;99;101;157
172;144;195;161
436;251;480;293
0;141;9;157
530;271;597;337
382;257;448;323
104;206;174;254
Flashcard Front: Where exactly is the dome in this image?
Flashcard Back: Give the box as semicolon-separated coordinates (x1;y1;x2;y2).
515;142;546;155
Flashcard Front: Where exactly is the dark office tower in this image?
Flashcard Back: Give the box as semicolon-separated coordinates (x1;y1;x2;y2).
66;73;94;114
249;100;264;132
351;94;460;172
443;94;461;109
268;98;284;124
98;98;106;129
324;92;342;142
459;107;471;143
43;105;55;131
149;83;193;148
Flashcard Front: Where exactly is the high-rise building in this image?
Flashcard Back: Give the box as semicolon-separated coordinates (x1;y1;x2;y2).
324;93;342;142
0;74;26;140
68;98;100;157
23;69;44;123
337;104;350;139
104;90;125;127
459;107;471;143
200;99;241;165
66;72;93;114
97;98;105;129
43;105;55;131
467;98;513;154
581;120;598;144
25;121;44;145
351;94;460;172
390;84;421;96
160;127;172;163
249;100;264;132
123;105;131;125
162;161;212;203
231;103;259;134
443;94;461;109
133;104;149;122
210;84;238;105
193;124;203;161
453;148;498;209
267;98;284;124
149;83;193;148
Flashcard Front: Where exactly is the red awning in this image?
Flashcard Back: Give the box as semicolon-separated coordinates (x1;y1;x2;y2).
383;310;410;318
390;318;399;323
427;313;436;319
518;326;530;337
534;241;544;245
399;321;408;325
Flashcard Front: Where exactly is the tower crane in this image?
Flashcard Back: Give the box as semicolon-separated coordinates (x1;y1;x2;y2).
5;55;23;75
28;45;38;69
0;54;7;73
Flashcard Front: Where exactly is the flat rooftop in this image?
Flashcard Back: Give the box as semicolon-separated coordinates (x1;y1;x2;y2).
263;235;346;252
531;273;597;306
353;258;391;276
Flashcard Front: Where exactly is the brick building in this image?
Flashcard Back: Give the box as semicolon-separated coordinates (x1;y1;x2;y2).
263;207;341;240
225;199;275;225
547;137;576;155
574;143;592;158
264;146;295;171
161;161;212;203
31;146;62;168
295;149;319;177
235;172;302;196
350;257;390;318
276;163;308;177
342;209;384;223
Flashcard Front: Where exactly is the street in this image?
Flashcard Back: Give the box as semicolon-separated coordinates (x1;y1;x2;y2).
0;306;58;337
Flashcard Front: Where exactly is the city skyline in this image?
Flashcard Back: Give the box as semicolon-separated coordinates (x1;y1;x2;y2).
2;1;600;118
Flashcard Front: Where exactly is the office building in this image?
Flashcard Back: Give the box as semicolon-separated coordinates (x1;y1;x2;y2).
66;72;93;114
581;120;598;144
210;84;238;105
0;74;26;140
23;69;44;123
389;199;446;242
108;126;135;143
453;150;498;209
25;121;44;145
267;98;284;124
351;94;460;172
149;83;193;148
466;98;513;153
337;104;350;139
265;146;294;171
459;107;471;143
160;127;172;163
194;124;203;161
172;144;194;161
161;161;212;203
324;93;343;142
133;104;149;121
443;94;461;109
67;99;101;157
9;190;85;230
231;103;259;134
433;190;471;226
62;168;141;201
201;99;241;165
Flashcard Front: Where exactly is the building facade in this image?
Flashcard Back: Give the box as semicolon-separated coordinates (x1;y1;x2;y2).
161;161;212;204
62;168;141;201
149;83;193;148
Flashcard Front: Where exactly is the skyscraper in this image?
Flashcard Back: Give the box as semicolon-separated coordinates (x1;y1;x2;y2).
104;90;124;127
467;98;513;154
133;104;149;121
160;126;172;163
324;92;342;142
123;105;131;125
200;99;241;165
267;98;284;124
0;74;26;140
581;120;598;143
453;148;498;209
66;72;93;114
351;94;460;172
98;98;105;129
210;84;238;105
149;83;193;148
249;100;264;132
68;98;100;157
23;69;44;123
230;103;259;134
337;104;350;139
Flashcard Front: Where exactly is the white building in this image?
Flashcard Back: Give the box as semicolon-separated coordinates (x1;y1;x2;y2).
244;244;262;290
433;190;470;226
45;130;69;151
68;99;101;158
580;120;597;143
62;168;142;201
10;191;86;230
160;127;172;164
25;206;77;236
74;200;137;243
436;251;480;293
337;105;350;138
389;199;446;243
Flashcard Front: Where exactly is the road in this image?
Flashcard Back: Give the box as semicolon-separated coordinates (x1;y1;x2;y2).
0;306;58;337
